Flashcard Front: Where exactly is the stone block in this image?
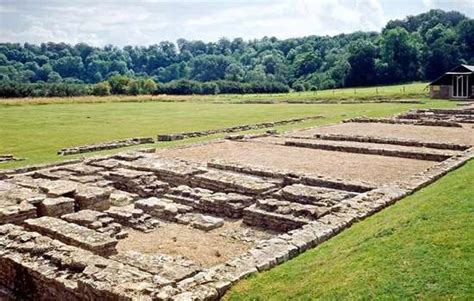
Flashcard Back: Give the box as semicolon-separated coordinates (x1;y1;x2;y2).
37;197;75;217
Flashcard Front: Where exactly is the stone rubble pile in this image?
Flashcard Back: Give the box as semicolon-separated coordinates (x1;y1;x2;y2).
57;137;154;156
157;115;322;141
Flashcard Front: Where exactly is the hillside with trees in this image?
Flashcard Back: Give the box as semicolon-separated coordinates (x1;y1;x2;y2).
0;9;473;97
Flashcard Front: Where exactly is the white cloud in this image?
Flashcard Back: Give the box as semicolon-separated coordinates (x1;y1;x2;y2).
0;0;472;46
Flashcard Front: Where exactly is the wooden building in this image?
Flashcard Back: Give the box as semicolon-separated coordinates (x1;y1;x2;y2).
429;64;474;99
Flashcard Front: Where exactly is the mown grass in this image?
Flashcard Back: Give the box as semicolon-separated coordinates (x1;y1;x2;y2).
0;99;455;169
225;160;474;300
0;82;429;106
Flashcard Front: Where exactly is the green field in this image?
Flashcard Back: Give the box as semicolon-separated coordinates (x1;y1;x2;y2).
0;97;454;169
0;82;429;106
225;160;474;300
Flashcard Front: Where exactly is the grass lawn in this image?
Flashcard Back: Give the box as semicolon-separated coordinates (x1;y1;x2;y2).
0;82;428;106
225;160;474;300
0;99;455;169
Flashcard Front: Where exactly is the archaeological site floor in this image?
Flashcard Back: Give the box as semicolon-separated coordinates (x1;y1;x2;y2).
0;104;473;300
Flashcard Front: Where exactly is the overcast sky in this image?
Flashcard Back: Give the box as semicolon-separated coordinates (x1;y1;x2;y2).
1;0;473;46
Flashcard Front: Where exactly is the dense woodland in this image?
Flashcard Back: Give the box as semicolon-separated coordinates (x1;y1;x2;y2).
1;9;473;97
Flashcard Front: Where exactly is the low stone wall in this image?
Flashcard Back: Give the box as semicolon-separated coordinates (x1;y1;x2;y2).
285;140;453;161
24;216;118;256
166;185;254;218
344;116;463;128
0;155;23;163
58;137;154;156
207;161;375;193
313;133;471;150
157;115;322;141
190;169;279;195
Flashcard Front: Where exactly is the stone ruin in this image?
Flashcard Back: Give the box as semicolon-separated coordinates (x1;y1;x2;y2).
0;105;473;300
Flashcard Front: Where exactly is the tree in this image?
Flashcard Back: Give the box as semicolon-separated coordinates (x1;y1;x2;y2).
108;75;130;94
346;40;377;86
380;27;421;82
92;81;111;96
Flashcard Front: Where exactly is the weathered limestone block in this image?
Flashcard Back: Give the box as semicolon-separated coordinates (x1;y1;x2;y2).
55;163;105;175
62;209;127;239
74;185;111;211
243;203;309;232
37;197;75;217
166;185;254;218
24;216;118;256
109;190;138;207
135;197;192;222
123;156;206;185
38;179;79;197
191;170;277;195
0;183;45;206
0;203;37;225
279;184;357;205
176;213;224;231
104;168;169;197
111;251;201;285
86;158;123;170
105;206;161;232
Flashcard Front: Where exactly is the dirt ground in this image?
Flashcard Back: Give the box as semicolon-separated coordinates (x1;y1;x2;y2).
155;140;435;185
290;122;474;145
116;219;274;267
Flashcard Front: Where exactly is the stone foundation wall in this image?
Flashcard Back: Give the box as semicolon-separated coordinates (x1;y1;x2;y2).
344;117;463;128
157;115;322;141
312;133;470;151
58;137;154;156
284;140;453;161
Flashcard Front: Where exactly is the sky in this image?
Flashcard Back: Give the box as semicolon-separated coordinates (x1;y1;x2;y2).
0;0;473;46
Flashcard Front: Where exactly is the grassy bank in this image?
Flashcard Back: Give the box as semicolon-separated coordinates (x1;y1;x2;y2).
0;99;454;169
225;160;474;300
0;82;428;106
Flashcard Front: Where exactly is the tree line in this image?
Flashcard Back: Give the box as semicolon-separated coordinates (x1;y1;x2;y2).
0;9;473;97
